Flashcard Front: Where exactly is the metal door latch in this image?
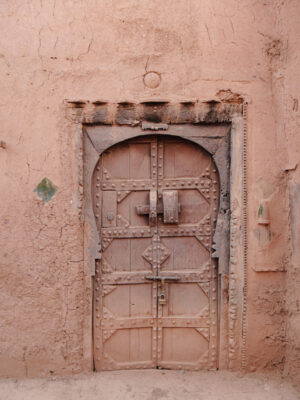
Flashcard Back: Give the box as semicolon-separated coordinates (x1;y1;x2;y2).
136;190;157;226
136;190;181;225
163;190;179;224
144;275;180;282
145;275;180;306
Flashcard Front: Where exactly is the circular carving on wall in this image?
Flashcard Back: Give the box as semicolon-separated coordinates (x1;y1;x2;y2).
143;71;161;89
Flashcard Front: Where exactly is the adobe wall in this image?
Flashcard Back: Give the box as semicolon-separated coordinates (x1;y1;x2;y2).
0;0;299;378
279;2;300;381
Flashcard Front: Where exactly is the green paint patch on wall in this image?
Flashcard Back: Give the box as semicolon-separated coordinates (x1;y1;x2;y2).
34;178;57;202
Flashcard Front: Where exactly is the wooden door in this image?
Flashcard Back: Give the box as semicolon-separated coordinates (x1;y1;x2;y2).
93;135;219;371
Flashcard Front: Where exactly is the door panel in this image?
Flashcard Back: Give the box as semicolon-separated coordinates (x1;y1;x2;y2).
93;135;219;371
93;137;158;371
156;137;218;370
101;238;153;272
166;283;208;315
118;191;150;226
163;141;211;178
103;284;153;317
103;328;153;367
160;237;210;271
178;189;209;223
161;328;208;363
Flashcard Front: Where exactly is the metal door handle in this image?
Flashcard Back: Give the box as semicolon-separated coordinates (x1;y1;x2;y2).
163;190;180;224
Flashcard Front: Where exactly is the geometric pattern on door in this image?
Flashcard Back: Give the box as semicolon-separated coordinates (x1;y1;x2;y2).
93;135;219;371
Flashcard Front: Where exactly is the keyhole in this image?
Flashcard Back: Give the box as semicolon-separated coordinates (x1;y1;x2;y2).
159;293;166;304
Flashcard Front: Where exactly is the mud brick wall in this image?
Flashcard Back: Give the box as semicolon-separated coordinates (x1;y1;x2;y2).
0;0;299;380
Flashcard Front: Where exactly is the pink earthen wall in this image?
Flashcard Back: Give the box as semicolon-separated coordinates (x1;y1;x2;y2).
0;0;299;378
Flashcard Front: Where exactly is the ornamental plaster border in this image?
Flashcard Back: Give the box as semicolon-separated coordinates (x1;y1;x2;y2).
64;100;247;372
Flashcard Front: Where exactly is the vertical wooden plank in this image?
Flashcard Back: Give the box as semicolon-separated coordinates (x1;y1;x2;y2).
129;143;151;179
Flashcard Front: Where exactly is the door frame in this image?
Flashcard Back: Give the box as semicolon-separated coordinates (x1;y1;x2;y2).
67;100;247;372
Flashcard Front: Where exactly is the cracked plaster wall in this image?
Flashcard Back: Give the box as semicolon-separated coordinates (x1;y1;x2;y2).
0;0;299;378
277;1;300;383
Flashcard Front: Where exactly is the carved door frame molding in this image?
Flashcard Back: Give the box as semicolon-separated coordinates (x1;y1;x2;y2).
66;100;247;372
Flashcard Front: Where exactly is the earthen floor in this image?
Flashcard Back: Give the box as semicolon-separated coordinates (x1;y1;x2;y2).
0;370;299;400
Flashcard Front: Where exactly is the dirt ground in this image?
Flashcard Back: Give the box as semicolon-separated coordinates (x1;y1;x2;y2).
0;370;298;400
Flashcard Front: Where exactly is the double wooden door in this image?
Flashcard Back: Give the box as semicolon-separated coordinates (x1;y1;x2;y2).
93;135;219;371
